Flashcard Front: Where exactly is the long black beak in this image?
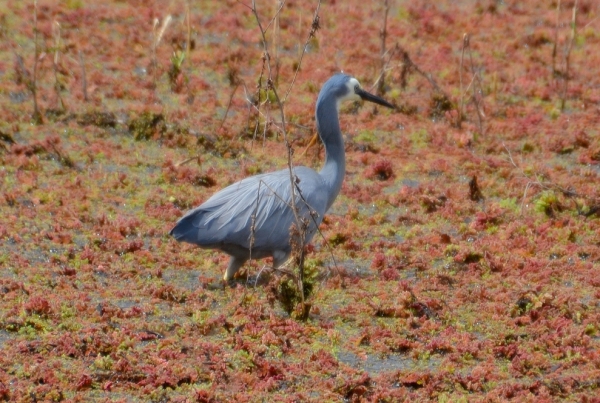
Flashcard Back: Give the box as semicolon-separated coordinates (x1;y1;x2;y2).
356;87;395;109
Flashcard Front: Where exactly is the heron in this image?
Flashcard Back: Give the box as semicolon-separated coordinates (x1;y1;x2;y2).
170;73;394;281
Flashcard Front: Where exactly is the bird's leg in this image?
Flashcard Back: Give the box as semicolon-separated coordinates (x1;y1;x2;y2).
224;256;247;281
272;250;291;270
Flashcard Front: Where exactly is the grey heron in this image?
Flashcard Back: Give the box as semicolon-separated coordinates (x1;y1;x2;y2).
170;73;394;280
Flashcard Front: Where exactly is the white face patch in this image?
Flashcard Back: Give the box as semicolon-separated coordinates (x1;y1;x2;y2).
336;77;362;109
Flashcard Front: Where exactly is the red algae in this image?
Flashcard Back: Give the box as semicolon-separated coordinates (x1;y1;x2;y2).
0;0;599;401
366;159;394;180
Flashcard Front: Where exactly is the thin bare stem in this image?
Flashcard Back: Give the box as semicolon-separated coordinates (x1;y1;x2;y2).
152;18;159;89
467;37;485;133
457;34;485;133
32;0;42;124
263;0;286;32
377;0;390;96
502;142;593;216
218;84;240;131
552;0;561;77
458;33;468;128
151;15;172;90
561;0;577;111
175;155;201;167
460;74;477;102
249;0;291;167
52;20;66;112
273;1;281;86
583;17;598;29
282;0;321;103
48;141;75;169
400;46;446;95
249;0;295;204
248;0;324;314
185;0;191;61
155;15;172;51
249;51;268;143
78;50;88;102
369;48;400;92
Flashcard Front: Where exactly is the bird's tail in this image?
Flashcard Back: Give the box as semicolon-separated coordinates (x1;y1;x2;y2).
169;212;199;243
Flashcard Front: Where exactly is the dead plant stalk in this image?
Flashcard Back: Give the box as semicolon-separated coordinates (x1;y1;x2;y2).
242;0;322;315
78;51;88;102
561;0;578;111
248;0;305;295
377;0;390;96
458;33;468;128
185;0;191;61
52;21;66;112
503;143;588;216
32;0;42;123
552;0;561;77
152;15;172;89
467;37;485;133
458;34;485;133
282;0;321;103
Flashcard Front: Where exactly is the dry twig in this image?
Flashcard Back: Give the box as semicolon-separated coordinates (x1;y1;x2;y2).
32;0;42;123
457;34;485;133
502;142;596;217
52;21;66;112
467;37;485;133
552;0;561;77
240;0;323;316
458;33;468;128
560;0;578;111
282;0;321;103
78;51;88;102
151;15;172;89
377;0;390;97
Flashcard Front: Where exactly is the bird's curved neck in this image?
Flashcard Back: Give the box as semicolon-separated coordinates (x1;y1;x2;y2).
316;95;346;211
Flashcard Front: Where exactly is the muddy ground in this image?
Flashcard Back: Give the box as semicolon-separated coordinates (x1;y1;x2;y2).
0;0;599;401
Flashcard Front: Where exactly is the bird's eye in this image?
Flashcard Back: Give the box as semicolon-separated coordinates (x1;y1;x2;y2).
354;84;360;93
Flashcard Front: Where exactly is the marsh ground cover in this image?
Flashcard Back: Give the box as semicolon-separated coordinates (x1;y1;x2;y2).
0;0;599;401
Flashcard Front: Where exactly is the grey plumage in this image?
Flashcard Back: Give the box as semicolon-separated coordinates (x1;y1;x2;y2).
170;73;394;280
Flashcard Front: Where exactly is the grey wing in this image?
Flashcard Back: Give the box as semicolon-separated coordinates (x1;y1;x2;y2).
170;167;328;251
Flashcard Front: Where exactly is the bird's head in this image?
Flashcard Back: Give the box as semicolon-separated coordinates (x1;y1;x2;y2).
321;73;395;111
